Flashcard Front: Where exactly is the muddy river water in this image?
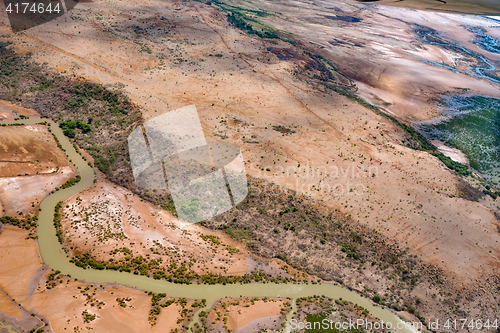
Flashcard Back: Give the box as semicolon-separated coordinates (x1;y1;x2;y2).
1;117;419;332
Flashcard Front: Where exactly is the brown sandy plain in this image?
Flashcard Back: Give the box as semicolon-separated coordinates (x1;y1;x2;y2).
0;100;40;120
0;121;76;217
0;225;204;333
59;178;304;280
0;125;69;177
0;0;495;283
0;0;499;330
207;297;289;332
214;0;500;283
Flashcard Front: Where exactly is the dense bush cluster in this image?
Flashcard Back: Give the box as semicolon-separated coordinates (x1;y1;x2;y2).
226;13;280;39
59;175;81;190
69;248;302;285
0;215;37;230
53;201;64;244
59;119;92;138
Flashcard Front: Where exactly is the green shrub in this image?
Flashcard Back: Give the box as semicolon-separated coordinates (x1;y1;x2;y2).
63;128;75;138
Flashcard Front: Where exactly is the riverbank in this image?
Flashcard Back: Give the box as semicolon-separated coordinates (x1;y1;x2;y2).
0;224;420;333
0;116;420;332
0;225;194;333
0;1;499;330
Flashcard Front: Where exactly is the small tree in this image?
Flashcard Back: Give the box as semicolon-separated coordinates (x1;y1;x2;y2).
63;128;75;138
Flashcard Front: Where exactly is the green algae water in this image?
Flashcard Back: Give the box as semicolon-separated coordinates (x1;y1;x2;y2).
0;117;419;333
417;95;500;185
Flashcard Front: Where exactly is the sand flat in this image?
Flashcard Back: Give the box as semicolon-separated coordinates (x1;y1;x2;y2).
361;0;500;15
0;124;72;177
0;226;42;304
208;298;287;331
0;100;40;119
0;291;22;319
0;166;76;217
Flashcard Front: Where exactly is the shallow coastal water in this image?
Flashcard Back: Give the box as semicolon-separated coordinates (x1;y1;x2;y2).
416;95;500;184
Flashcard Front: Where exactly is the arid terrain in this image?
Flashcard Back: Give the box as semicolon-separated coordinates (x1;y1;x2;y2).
58;179;311;283
0;225;206;333
0;0;500;332
0;100;40;120
0;224;384;333
206;297;290;331
0;110;76;217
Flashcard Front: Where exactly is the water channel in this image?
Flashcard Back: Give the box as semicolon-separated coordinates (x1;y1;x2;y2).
1;117;419;333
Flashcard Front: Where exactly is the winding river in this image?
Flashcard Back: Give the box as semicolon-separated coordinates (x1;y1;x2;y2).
415;22;500;84
1;117;418;333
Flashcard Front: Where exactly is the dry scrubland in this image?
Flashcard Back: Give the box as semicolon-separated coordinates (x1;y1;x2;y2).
0;0;497;283
0;103;314;332
58;179;314;283
0;226;206;333
0;226;311;333
0;0;499;331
